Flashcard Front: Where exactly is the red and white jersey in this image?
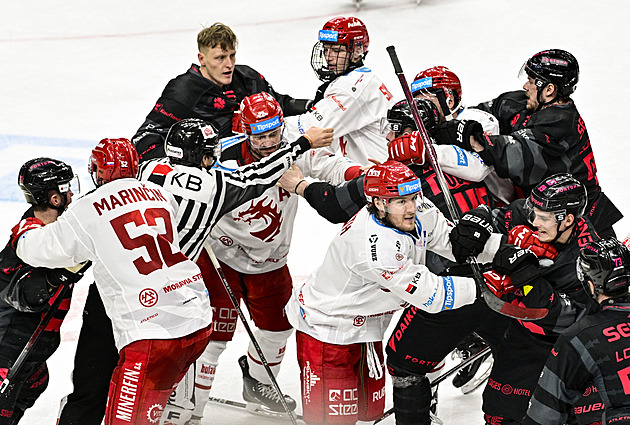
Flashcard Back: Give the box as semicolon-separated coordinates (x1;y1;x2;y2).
16;178;212;350
286;200;503;345
209;141;353;274
284;66;395;165
435;107;515;204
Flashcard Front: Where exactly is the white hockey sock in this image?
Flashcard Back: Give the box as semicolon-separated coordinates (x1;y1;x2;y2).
247;329;293;385
191;341;227;417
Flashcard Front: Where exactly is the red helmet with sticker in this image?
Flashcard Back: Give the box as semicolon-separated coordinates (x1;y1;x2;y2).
364;160;421;203
89;138;139;186
320;16;369;54
411;66;462;115
240;92;284;136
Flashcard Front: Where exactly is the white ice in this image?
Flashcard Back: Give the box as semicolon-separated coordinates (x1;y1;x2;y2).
1;0;629;423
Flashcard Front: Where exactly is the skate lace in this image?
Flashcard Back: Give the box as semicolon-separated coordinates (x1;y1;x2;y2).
256;383;283;403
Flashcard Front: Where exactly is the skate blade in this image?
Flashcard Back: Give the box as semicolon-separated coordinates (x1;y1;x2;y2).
460;356;494;395
245;401;291;418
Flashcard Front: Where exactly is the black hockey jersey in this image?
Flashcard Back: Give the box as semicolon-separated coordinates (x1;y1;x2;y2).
132;63;310;161
476;91;622;236
523;301;630;425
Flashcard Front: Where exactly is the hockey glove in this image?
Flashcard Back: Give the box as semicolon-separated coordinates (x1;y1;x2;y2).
432;119;483;152
483;270;515;298
492;244;540;287
45;263;89;288
507;225;558;260
449;204;494;263
388;132;427;165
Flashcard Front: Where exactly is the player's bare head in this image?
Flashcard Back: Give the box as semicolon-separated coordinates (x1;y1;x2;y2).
197;23;238;53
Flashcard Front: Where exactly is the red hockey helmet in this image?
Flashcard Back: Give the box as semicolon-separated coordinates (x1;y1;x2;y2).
89;138;139;187
411;66;462;115
364;160;421;203
319;16;369;55
240;92;284;136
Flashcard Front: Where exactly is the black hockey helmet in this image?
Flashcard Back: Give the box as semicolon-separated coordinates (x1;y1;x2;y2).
525;173;587;223
386;98;440;138
165;118;221;168
18;157;75;206
577;238;630;299
519;49;579;98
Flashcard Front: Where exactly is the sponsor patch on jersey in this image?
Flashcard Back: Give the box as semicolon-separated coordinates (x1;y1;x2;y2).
152;163;173;176
452;146;469;166
398;178;421;196
354;66;371;73
441;276;455;310
250;116;282;134
318;30;338;42
410;77;433;93
405;283;417;294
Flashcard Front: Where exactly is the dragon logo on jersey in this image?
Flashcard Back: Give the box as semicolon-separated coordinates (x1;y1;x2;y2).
234;197;283;242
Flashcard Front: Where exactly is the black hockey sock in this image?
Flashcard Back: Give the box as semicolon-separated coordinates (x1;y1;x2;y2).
392;374;431;425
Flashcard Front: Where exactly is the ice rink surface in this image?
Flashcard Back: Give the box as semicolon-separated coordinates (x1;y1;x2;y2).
1;0;629;423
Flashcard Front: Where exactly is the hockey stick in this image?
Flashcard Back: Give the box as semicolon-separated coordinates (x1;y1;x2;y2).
204;243;299;425
0;261;92;394
373;345;492;424
385;46;547;321
208;397;305;421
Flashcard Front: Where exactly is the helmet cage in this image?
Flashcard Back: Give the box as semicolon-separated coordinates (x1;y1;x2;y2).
386;98;440;138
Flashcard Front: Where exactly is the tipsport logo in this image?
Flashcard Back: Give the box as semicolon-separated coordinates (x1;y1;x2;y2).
410;77;433;93
398;178;421;196
250;116;282;134
318;30;339;42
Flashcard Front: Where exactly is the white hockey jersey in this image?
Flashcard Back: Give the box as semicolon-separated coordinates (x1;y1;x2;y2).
137;134;315;263
284;66;395;165
210;139;354;274
285;200;503;345
16;178;212;350
434;107;515;203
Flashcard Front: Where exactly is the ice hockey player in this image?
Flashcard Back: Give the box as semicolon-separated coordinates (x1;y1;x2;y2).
166;93;348;423
480;173;601;424
55;121;333;425
284;160;506;425
0;158;84;424
524;237;630;425
132;22;311;161
283;16;395;164
430;49;622;237
15;139;215;425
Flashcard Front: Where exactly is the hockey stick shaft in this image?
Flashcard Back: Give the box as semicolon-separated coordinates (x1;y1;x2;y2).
204;243;298;425
208;396;304;421
373;345;492;424
385;46;547;321
0;261;91;394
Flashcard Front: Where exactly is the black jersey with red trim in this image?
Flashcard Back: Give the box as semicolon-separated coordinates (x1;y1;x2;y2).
0;207;72;365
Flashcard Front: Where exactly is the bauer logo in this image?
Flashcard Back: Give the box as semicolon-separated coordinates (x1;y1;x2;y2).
318;30;339;42
410;77;433;93
398;178;421;196
250;116;282;134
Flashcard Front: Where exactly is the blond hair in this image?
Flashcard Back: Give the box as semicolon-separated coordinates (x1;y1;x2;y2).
197;23;238;52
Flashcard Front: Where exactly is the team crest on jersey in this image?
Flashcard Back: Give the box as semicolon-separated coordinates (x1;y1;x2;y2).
139;288;158;307
146;404;164;423
219;236;233;246
353;316;366;327
234;197;283;242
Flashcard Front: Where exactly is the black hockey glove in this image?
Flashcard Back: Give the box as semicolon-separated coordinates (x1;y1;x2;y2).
45;261;91;288
432;119;483;152
449;205;494;263
492;244;540;287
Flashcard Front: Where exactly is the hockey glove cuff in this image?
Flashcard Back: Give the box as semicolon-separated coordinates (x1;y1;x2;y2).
449;204;494;263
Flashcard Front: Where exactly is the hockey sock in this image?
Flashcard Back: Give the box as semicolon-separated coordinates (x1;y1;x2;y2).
246;329;293;384
191;340;227;417
391;374;432;425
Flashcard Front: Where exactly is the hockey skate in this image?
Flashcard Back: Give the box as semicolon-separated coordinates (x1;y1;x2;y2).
238;355;297;417
452;334;493;394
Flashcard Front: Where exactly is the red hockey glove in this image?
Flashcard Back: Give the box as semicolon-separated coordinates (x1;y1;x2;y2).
508;225;558;260
483;270;515;298
387;131;426;165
